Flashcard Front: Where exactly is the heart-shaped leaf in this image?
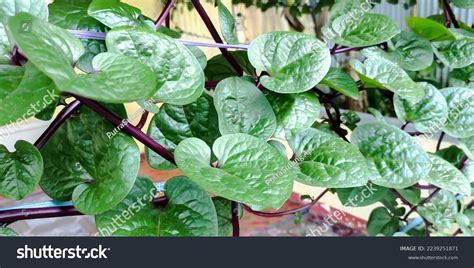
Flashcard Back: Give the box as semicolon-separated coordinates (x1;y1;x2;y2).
289;128;370;188
350;58;424;103
367;207;399;236
323;14;400;48
146;94;220;170
424;155;471;196
175;134;294;210
351;123;432;189
449;64;474;89
394;82;448;134
0;140;43;200
441;87;474;138
40;106;140;214
320;67;359;100
361;31;433;72
266;91;320;139
406;16;456;42
433;39;474;69
0;62;58;127
204;51;255;81
7;12;84;87
417;189;457;230
214;77;276;140
87;0;150;28
248;31;331;93
48;0;108;73
96;176;218;236
217;0;238;44
106;27;204;105
64;52;157;103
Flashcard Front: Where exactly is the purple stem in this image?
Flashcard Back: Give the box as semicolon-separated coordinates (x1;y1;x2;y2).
34;100;82;150
443;0;460;28
68;30;249;50
231;201;240;237
0;197;168;225
155;0;176;29
134;111;149;130
402;188;441;221
243;189;329;217
73;95;176;165
190;0;244;75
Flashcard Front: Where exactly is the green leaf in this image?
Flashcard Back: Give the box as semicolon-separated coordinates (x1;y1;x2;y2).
174;134;294;210
96;176;219;236
0;0;49;63
441;87;474;138
186;46;207;70
320;67;359;100
0;64;24;99
449;64;474;89
248;31;331;93
459;136;474;159
393;82;448;134
268;139;288;157
0;140;43;200
367;207;399;236
213;197;238;236
87;0;150;28
48;0;108;73
361;31;433;72
424;155;471;196
0;0;48;20
456;212;474;236
7;12;84;87
65;52;157;103
351;123;432;189
397;187;421;204
40;106;140;214
452;0;474;8
327;0;372;26
146;94;220;170
350;58;424;103
214;77;276;140
435;145;466;166
289;128;370;188
217;0;238;44
323;13;400;48
418;189;457;230
406;16;456;42
336;184;389;207
106;27;204;105
204;51;256;81
433;39;474;69
0;227;17;236
266;91;320;139
0;63;58;127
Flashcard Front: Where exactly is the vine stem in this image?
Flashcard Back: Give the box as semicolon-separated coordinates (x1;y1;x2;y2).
0;197;168;225
402;188;441;221
436;132;445;151
242;189;329;217
190;0;244;75
72;95;176;165
34;100;82;150
443;0;460;28
155;0;176;29
134;111;149;130
231;201;240;237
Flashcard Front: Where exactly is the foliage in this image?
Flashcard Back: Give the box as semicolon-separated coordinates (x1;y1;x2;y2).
0;0;472;237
